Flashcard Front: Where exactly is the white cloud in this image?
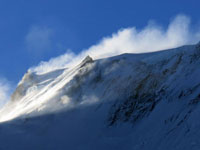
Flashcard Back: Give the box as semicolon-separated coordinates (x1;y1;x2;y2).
25;26;53;54
30;15;200;74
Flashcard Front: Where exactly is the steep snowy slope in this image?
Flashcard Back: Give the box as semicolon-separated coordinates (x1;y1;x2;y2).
1;43;200;149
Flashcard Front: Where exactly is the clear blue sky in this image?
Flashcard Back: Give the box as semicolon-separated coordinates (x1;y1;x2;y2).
0;0;199;83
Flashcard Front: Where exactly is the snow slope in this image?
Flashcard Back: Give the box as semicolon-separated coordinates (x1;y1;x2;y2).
1;43;200;149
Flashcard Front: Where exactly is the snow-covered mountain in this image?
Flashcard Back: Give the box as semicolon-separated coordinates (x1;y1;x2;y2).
1;43;200;149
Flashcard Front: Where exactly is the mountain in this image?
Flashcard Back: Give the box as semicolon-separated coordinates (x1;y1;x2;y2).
0;43;200;149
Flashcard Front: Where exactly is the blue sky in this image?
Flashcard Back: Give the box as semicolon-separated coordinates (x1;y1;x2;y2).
0;0;200;83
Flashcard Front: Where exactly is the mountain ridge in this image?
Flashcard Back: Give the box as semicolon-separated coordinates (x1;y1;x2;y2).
0;43;200;149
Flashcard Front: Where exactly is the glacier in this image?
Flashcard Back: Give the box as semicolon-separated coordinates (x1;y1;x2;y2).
0;43;200;149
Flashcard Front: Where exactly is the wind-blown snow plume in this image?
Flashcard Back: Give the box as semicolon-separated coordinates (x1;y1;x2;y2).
30;15;200;74
0;78;12;107
29;50;75;73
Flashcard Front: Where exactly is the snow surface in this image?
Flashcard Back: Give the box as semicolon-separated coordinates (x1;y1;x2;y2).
0;43;200;149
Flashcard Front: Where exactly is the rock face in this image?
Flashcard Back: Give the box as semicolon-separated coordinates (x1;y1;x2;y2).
11;71;36;101
80;55;93;67
1;43;200;149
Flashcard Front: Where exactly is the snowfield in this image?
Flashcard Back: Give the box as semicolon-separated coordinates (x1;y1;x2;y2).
1;43;200;149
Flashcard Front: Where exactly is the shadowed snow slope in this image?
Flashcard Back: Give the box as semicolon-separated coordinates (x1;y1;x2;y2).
1;43;200;149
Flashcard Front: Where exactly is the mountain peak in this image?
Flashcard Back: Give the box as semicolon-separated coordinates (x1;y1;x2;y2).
82;55;93;63
80;55;93;67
